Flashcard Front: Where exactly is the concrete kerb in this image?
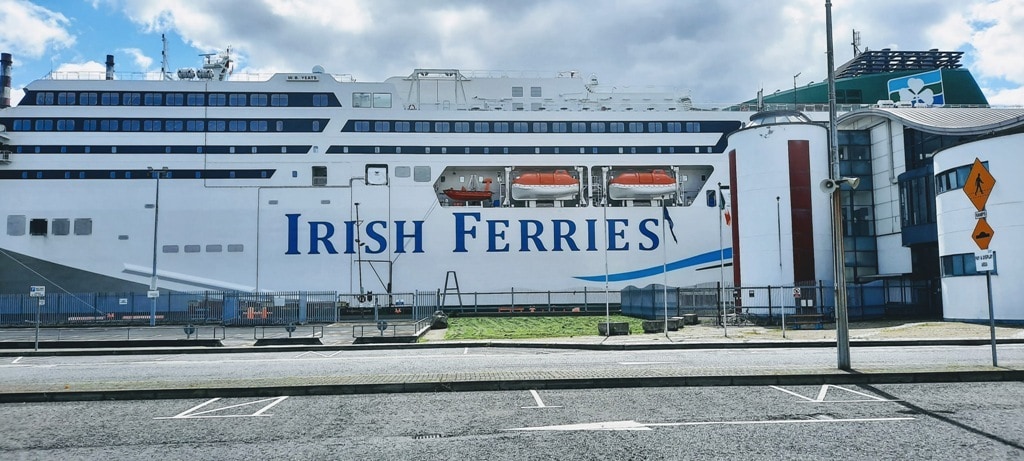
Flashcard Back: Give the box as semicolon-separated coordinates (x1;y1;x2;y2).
3;337;1024;358
2;369;1022;403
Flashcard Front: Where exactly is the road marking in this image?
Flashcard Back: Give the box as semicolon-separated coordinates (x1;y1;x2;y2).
155;396;289;419
522;390;562;409
507;417;914;431
464;347;469;354
11;357;22;364
296;351;342;358
619;361;674;365
771;385;899;403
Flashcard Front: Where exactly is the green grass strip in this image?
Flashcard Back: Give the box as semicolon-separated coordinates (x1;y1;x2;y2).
444;315;646;340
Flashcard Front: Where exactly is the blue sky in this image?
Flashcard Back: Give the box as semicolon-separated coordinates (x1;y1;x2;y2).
2;0;1022;106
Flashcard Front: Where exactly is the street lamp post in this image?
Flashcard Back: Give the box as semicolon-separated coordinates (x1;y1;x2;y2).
148;167;168;327
792;72;801;106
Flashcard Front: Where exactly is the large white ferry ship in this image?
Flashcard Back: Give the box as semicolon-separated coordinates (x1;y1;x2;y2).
0;49;753;296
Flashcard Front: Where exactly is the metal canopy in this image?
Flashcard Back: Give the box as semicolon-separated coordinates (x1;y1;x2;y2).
835;49;963;79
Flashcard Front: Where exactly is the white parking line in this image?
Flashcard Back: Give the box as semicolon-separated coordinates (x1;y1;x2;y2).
155;396;289;419
508;416;914;431
522;390;562;409
11;356;22;364
771;385;899;403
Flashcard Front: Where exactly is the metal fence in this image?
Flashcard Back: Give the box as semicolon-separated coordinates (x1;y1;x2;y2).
0;290;438;327
622;278;938;324
0;278;934;328
438;287;620;314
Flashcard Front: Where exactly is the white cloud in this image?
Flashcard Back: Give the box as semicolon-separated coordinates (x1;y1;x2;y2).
984;86;1024;107
82;0;1024;104
54;60;107;78
0;0;75;58
118;47;154;70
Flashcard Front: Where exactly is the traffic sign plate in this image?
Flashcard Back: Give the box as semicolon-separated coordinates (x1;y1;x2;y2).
975;251;995;272
973;218;994;250
964;158;995;211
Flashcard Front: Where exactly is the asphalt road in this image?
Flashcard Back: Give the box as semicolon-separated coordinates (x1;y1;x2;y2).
2;344;1021;394
3;382;1023;460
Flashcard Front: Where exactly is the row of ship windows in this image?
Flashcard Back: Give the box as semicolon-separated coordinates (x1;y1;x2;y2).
8;215;248;253
350;120;704;134
1;169;274;180
8;216;92;236
29;91;338;107
156;243;244;253
5;118;325;133
327;145;716;154
5;144;714;155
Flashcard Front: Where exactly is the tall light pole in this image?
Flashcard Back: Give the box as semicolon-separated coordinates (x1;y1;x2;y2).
148;166;168;327
825;0;851;371
792;72;801;107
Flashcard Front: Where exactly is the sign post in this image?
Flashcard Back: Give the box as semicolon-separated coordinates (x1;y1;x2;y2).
29;286;45;351
964;158;997;366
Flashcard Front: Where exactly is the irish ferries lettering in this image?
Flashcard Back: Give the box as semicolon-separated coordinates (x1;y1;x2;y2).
284;212;667;255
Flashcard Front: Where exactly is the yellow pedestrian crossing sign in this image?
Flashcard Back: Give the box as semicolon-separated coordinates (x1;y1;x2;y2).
964;158;995;211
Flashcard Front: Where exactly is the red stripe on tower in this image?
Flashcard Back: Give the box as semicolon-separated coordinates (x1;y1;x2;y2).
787;140;816;283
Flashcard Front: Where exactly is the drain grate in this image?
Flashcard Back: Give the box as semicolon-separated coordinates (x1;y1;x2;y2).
413;434;446;440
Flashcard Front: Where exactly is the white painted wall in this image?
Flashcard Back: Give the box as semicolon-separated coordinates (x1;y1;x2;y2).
934;133;1024;321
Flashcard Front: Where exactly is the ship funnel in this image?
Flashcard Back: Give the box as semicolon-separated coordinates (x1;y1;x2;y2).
1;53;11;108
105;54;115;80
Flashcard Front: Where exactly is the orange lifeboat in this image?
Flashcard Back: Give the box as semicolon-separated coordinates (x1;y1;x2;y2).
608;169;677;200
443;178;493;202
511;170;580;200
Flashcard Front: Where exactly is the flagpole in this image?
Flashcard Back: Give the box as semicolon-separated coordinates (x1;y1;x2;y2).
662;204;669;339
719;183;728;337
604;195;610;335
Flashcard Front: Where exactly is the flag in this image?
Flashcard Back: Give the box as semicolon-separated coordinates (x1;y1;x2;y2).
662;205;677;243
719;186;731;226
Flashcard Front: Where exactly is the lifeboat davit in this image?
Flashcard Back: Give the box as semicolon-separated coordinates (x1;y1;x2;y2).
511;170;580;200
443;178;493;202
608;170;677;200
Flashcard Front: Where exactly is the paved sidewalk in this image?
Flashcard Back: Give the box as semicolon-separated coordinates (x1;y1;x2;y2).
2;319;1024;352
2;320;1023;402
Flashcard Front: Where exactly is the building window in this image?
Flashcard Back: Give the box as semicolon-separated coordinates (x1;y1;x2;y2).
312;165;327;186
373;93;392;108
313;94;329;107
530;86;542;97
29;218;48;236
227;244;244;252
206;244;223;253
162;245;179;253
941;253;982;277
229;94;247;106
413;166;431;182
512;87;523;97
7;215;25;236
352;92;372;108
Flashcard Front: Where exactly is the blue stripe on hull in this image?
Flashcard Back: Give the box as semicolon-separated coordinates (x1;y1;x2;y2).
574;248;732;282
